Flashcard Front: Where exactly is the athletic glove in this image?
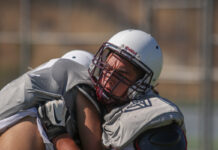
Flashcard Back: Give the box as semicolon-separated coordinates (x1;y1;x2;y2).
38;99;69;140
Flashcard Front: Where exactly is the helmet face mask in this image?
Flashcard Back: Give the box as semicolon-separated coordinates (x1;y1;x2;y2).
89;42;153;105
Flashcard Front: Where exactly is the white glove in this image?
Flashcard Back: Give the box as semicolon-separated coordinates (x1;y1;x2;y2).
38;99;68;140
38;99;67;126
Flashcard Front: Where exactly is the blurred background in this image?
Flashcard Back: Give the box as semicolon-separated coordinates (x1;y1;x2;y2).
0;0;217;149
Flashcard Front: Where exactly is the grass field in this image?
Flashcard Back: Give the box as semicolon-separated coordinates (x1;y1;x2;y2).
180;105;218;150
188;137;218;150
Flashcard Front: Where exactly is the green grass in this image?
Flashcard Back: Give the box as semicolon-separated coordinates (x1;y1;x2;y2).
188;136;218;150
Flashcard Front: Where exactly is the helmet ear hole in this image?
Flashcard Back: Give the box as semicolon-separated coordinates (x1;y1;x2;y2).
61;50;94;68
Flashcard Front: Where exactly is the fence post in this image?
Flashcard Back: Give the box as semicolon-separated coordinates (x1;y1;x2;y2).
200;0;214;150
20;0;31;74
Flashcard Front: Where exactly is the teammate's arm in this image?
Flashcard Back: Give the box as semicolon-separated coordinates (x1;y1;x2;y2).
51;90;103;150
38;100;81;150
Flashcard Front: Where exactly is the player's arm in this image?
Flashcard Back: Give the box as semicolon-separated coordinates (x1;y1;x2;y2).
38;100;81;150
76;91;103;150
51;91;103;150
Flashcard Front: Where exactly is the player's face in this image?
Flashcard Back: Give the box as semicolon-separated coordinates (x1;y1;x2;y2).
99;52;140;99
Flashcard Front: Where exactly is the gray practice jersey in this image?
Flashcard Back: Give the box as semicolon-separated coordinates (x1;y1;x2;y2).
0;59;95;120
102;89;185;149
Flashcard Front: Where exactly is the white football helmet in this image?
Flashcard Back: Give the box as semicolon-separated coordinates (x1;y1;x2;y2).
62;50;94;68
89;29;163;105
108;29;163;86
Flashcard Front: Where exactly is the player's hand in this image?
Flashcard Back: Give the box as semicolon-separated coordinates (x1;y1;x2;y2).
38;100;68;140
53;133;81;150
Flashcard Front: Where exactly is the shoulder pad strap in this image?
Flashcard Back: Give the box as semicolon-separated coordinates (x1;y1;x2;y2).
76;84;101;114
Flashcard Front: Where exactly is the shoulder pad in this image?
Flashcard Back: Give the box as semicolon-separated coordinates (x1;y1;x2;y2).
135;123;187;150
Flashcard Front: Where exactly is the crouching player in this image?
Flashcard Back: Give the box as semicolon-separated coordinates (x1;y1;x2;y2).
0;50;102;150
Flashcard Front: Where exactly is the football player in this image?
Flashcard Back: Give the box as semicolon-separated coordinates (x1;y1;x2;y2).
0;50;101;150
88;29;187;150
